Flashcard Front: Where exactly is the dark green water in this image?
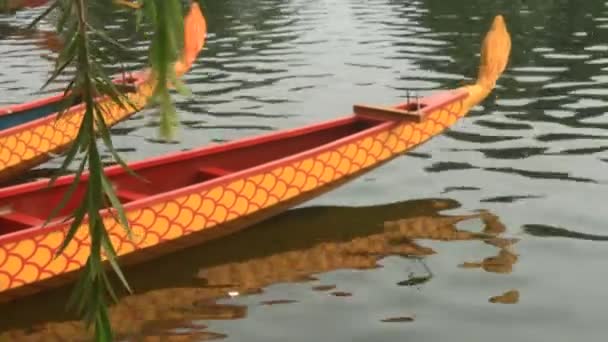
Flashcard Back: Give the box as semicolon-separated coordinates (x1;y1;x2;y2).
2;0;608;340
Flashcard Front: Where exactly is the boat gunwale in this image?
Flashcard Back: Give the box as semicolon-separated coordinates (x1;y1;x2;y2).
0;71;148;137
0;87;469;245
0;93;66;118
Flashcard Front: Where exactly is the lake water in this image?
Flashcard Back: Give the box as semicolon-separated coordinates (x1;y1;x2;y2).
2;0;608;341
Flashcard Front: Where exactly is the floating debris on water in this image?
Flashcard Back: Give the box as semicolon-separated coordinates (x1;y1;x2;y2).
397;275;432;287
380;316;415;323
259;299;299;306
312;285;337;292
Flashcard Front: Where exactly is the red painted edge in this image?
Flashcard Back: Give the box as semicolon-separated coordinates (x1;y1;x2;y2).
0;87;471;244
22;0;50;8
0;71;147;136
1;116;361;194
0;93;65;117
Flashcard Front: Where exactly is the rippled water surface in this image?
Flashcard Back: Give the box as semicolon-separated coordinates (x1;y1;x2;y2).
2;0;608;341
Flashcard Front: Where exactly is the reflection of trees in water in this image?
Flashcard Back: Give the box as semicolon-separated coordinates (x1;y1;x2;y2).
0;197;520;340
0;0;48;14
419;0;608;101
0;1;146;86
0;0;308;73
0;22;61;58
414;0;608;145
199;0;305;70
0;1;61;59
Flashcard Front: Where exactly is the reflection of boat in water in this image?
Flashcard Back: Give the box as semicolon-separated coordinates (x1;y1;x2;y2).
201;204;519;291
385;209;519;275
0;197;519;340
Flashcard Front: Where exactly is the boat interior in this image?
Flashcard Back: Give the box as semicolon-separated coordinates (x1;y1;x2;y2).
0;116;383;235
0;96;81;131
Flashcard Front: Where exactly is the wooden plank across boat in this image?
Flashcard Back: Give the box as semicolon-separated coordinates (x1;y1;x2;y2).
0;14;511;301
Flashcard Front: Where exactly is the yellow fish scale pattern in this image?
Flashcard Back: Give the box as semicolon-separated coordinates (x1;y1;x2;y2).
0;83;152;178
0;93;465;297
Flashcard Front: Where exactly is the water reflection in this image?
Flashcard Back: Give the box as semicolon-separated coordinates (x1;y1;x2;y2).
1;0;608;340
0;20;60;63
0;197;520;340
524;224;608;241
489;289;520;304
384;207;519;286
417;0;608;192
0;0;48;14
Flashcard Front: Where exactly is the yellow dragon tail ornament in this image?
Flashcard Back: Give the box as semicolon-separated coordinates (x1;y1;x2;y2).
460;15;512;112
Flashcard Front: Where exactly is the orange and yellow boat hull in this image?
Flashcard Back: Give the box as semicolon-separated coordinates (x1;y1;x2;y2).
0;13;510;301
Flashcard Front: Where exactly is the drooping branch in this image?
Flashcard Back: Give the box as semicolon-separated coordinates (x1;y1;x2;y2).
28;0;190;340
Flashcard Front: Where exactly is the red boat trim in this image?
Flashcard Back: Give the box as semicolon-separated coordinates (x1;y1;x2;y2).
0;88;470;244
0;116;389;242
0;71;147;136
0;115;367;196
0;93;66;117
